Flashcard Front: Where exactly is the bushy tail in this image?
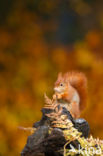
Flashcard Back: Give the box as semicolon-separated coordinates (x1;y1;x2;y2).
64;71;87;111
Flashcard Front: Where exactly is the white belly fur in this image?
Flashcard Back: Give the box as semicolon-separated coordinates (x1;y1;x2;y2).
71;90;80;104
59;90;80;111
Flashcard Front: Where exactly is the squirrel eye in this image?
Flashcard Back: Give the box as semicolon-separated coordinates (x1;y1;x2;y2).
60;83;63;86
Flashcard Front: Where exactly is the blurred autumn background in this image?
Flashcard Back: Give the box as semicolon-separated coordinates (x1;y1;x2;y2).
0;0;103;155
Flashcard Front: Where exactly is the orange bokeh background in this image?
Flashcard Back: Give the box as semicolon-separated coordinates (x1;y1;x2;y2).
0;1;103;155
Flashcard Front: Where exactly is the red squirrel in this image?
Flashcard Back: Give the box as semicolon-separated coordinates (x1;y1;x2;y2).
53;72;87;118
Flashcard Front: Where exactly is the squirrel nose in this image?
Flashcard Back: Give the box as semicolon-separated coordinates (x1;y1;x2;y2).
54;87;59;92
54;87;57;92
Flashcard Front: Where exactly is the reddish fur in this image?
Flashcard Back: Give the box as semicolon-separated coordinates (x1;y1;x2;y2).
71;101;80;118
55;71;87;111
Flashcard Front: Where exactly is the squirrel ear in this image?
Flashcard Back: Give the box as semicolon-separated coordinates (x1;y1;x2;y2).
58;72;62;80
55;72;63;85
63;72;69;82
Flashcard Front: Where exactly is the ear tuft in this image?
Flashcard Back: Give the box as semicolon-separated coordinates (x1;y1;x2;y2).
55;72;63;85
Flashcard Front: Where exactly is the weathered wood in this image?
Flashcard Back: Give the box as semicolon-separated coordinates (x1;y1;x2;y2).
21;127;66;156
21;107;89;156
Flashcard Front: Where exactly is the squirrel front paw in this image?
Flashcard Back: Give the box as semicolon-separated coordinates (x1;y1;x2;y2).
53;93;62;100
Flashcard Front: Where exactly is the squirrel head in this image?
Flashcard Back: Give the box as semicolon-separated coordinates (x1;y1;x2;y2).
54;72;70;93
54;71;87;110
